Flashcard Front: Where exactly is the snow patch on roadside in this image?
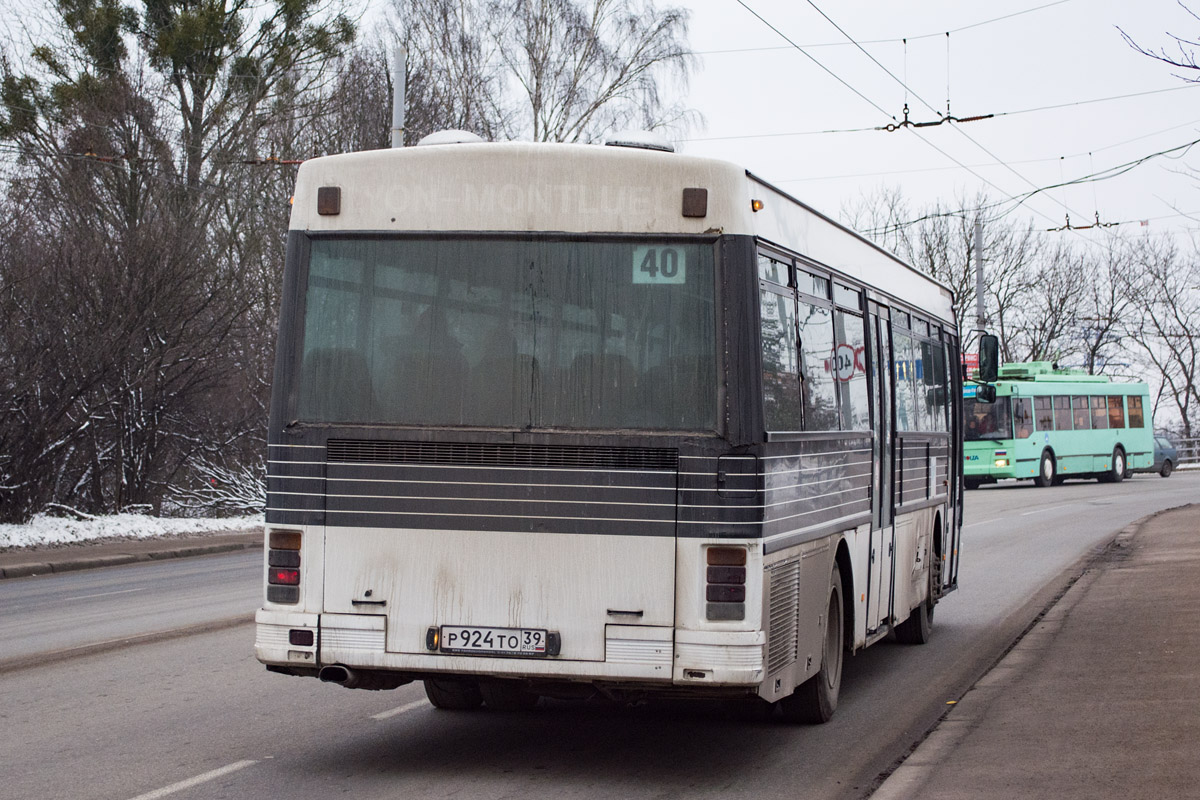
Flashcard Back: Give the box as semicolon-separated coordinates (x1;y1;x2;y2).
0;513;264;550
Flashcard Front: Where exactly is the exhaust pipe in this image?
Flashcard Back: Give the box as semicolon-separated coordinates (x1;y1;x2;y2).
318;664;413;691
318;665;358;687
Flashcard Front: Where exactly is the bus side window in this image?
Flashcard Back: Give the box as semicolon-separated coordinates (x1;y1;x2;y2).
1128;396;1145;428
1053;395;1073;431
1013;398;1033;438
759;285;801;431
1108;396;1126;429
1091;396;1108;429
1072;396;1091;430
797;298;838;431
1034;396;1052;431
834;309;870;430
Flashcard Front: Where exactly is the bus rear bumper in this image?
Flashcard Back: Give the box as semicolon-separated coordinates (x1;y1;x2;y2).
256;610;764;689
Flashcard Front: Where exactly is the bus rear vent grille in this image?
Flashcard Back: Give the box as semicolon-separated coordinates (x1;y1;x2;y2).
766;559;801;675
326;440;679;471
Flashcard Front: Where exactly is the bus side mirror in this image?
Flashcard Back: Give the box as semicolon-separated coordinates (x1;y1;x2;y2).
978;334;999;383
976;384;996;403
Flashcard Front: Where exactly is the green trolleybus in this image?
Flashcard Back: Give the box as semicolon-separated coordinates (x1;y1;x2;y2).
963;362;1152;488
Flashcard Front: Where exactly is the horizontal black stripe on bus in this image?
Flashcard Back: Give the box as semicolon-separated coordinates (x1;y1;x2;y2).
266;508;323;526
323;478;672;505
763;511;874;555
326;438;680;471
267;509;764;539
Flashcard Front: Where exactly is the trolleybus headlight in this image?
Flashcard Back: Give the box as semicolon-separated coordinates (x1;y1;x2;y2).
994;459;1009;467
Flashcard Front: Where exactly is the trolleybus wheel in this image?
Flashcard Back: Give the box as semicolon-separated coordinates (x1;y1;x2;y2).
780;567;844;724
964;477;982;490
479;680;540;711
1033;450;1056;488
1099;447;1125;483
424;678;484;710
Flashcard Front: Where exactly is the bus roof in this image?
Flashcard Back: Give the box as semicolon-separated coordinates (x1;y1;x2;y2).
288;140;956;326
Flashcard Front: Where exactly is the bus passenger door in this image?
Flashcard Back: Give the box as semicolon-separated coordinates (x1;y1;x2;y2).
868;310;895;631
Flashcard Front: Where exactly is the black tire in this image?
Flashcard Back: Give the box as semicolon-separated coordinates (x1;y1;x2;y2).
964;477;982;490
780;567;844;724
424;678;483;710
479;680;539;711
1161;460;1173;478
1099;448;1126;483
1033;450;1056;488
895;566;935;645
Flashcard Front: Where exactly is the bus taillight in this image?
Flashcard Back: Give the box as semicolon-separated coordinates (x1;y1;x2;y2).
269;569;300;585
266;529;302;604
705;546;747;621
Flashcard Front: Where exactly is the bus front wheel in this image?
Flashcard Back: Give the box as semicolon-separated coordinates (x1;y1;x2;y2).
1034;451;1056;487
780;567;844;724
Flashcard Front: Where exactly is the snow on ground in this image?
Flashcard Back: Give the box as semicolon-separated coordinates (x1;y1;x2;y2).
0;513;263;551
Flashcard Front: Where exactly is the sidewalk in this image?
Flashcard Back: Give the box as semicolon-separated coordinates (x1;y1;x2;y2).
873;503;1200;800
0;528;263;579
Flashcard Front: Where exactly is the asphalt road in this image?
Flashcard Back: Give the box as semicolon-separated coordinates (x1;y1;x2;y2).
2;472;1196;800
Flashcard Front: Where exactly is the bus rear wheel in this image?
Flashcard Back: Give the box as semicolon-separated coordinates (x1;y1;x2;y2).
424;678;484;710
1033;450;1056;487
1099;448;1126;483
780;567;843;724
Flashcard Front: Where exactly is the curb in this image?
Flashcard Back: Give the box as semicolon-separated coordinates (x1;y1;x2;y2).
0;614;255;675
0;537;261;580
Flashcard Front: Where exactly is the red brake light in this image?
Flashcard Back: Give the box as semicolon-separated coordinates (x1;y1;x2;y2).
269;569;300;586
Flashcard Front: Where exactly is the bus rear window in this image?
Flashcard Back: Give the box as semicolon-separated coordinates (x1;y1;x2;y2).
296;237;717;431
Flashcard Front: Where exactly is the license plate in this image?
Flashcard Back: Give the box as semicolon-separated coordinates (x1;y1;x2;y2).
439;625;548;656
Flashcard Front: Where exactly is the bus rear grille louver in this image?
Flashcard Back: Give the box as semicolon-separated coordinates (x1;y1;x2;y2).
326;440;678;471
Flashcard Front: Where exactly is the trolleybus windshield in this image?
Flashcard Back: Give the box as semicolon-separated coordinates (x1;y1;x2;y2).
296;236;717;430
964;396;1012;441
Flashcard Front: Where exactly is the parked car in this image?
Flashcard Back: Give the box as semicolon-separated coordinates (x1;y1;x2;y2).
1153;436;1179;477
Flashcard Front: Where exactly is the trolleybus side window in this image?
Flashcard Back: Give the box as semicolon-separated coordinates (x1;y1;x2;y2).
1053;395;1072;431
1128;395;1145;427
1072;396;1091;431
1014;397;1033;438
1090;395;1109;429
1035;396;1053;431
1107;396;1125;429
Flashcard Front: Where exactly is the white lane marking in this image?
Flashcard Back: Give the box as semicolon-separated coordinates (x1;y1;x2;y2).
1021;507;1058;516
371;699;428;720
126;760;258;800
65;587;149;602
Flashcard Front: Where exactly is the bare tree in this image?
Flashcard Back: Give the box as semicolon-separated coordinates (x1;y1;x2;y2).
389;0;698;143
1125;235;1200;437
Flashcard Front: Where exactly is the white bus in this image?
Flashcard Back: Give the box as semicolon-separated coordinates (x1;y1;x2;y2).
255;134;964;722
